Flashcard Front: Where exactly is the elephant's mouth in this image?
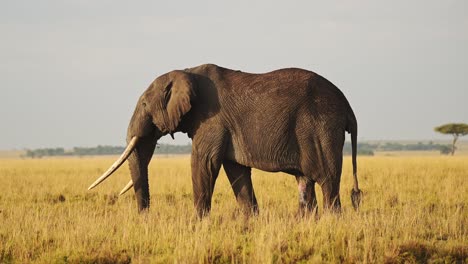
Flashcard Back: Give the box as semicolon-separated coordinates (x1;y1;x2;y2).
87;136;140;195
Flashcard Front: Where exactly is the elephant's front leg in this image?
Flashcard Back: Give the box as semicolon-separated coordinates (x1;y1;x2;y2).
223;160;259;216
191;135;226;218
296;176;318;217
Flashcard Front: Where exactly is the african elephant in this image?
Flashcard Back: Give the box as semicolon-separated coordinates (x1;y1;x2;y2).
88;64;362;217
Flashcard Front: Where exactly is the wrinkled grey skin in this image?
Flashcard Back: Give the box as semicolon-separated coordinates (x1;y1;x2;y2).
126;64;361;217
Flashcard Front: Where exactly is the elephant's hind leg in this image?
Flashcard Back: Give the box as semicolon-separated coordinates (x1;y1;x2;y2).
295;176;318;217
301;131;344;213
223;160;259;215
320;178;342;212
316;139;344;213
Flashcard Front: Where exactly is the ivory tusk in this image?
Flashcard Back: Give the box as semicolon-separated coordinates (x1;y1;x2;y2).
87;136;139;190
119;180;134;196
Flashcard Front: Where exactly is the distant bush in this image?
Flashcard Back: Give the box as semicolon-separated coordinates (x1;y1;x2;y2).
25;148;66;158
155;144;192;155
73;146;126;156
343;142;375;156
341;141;452;156
439;145;452;155
378;141;449;151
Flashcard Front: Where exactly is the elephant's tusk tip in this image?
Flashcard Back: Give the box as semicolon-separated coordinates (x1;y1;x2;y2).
119;180;134;196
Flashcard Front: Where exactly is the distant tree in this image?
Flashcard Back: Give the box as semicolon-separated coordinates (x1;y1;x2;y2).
434;123;468;155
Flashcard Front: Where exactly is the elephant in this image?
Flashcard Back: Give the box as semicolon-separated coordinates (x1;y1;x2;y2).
88;64;362;217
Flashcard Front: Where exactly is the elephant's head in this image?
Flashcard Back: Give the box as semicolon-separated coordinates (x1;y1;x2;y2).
88;70;196;212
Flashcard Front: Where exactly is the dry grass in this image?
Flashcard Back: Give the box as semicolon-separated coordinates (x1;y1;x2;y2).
0;156;466;263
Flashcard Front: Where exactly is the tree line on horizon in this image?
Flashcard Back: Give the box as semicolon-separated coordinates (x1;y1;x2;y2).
24;144;192;158
23;141;455;158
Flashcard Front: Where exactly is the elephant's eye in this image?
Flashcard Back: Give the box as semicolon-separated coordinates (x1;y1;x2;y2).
142;102;147;107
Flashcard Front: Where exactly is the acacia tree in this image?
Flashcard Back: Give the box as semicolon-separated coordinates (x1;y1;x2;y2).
434;123;468;155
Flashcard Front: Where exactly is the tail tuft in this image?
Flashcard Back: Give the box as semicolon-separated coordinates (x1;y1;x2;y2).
351;188;363;210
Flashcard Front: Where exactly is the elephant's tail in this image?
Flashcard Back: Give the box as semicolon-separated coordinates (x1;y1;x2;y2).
347;110;362;210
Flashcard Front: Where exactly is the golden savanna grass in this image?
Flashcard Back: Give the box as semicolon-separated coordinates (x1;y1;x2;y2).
0;156;467;263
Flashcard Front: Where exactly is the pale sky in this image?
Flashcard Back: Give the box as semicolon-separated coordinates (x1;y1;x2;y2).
1;1;467;149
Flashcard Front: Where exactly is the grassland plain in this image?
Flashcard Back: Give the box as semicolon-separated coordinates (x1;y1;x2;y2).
0;156;466;263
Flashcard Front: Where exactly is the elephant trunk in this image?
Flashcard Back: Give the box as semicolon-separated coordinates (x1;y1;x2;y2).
87;125;161;212
127;134;158;212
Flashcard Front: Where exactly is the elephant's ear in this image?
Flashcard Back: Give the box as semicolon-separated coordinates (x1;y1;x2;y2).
165;71;196;132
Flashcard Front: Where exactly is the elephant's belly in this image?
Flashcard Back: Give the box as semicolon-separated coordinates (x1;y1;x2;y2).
225;142;301;173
